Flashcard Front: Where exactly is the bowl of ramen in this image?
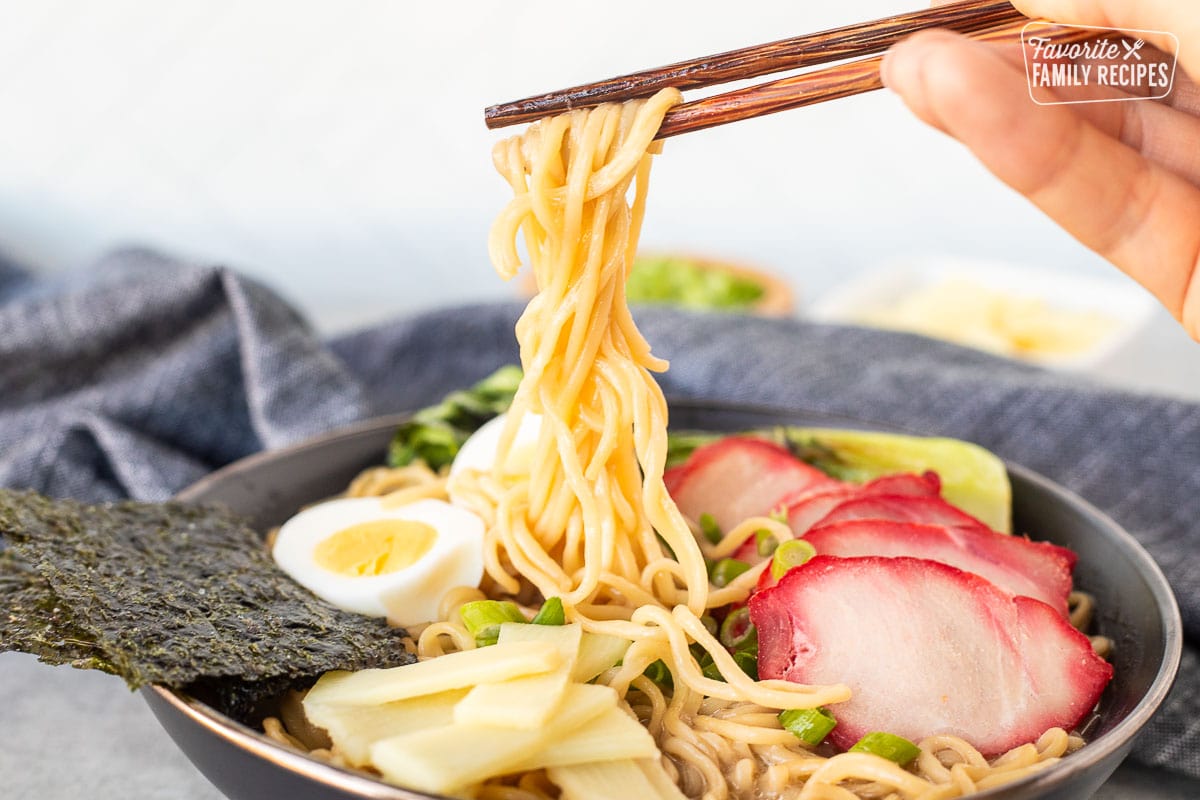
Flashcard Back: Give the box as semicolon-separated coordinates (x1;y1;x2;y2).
142;400;1180;800
139;89;1175;800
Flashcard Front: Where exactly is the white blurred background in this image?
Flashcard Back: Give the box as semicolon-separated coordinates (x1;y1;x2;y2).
1;0;1196;396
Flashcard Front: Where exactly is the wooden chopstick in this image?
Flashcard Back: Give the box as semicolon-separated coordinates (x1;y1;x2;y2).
656;18;1100;138
484;0;1025;130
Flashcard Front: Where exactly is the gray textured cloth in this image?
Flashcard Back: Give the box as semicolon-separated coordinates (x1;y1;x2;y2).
4;250;1200;786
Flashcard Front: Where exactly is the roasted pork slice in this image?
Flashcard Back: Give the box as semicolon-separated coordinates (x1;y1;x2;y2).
809;493;990;532
858;471;942;498
664;437;838;534
783;489;860;538
782;474;942;537
749;556;1111;755
739;472;945;562
803;521;1075;616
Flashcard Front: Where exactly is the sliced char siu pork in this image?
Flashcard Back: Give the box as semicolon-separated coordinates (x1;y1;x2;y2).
664;437;838;535
801;520;1075;616
749;555;1112;755
806;493;989;534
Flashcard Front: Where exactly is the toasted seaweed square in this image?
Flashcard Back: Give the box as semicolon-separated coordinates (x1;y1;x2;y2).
0;490;414;691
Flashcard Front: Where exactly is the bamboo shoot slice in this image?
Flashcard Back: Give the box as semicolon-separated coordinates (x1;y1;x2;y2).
301;688;466;767
370;683;617;794
638;758;690;800
572;631;631;682
549;758;688;800
301;641;560;706
454;622;582;728
513;705;658;770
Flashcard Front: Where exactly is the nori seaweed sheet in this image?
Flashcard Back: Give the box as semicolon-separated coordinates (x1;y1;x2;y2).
0;550;113;671
0;489;414;709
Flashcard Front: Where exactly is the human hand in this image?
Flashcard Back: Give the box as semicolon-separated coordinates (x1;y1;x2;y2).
881;0;1200;340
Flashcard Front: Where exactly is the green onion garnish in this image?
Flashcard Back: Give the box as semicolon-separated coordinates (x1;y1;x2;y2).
719;607;757;651
459;600;527;647
698;651;724;682
771;539;817;582
710;557;752;587
849;732;921;766
643;659;674;689
778;708;837;747
756;528;780;557
732;650;758;680
530;596;565;626
769;507;789;524
699;513;723;544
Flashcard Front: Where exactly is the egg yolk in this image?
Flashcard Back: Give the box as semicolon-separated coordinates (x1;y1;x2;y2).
314;519;437;577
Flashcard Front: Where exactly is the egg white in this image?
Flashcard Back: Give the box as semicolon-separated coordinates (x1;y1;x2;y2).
449;411;543;479
272;497;485;626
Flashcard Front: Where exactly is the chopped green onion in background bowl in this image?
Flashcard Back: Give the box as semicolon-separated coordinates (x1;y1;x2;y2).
628;255;763;309
626;254;793;316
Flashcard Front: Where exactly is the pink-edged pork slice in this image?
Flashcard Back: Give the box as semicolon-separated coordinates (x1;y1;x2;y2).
858;471;942;498
664;437;839;534
783;488;861;538
803;521;1075;616
809;493;991;533
738;472;946;563
749;556;1112;755
773;471;939;512
784;473;944;535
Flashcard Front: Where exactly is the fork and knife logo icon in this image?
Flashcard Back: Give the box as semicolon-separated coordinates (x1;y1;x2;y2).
1122;39;1145;61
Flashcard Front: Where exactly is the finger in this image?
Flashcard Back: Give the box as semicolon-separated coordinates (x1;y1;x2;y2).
1060;87;1200;186
882;30;1200;336
933;0;1190;109
1013;0;1197;75
930;0;1200;171
1164;73;1200;115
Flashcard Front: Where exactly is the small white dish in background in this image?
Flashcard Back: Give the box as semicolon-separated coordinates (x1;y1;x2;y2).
809;258;1157;371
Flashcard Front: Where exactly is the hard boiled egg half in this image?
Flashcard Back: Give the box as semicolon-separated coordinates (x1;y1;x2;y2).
447;412;543;507
449;411;542;479
272;497;485;627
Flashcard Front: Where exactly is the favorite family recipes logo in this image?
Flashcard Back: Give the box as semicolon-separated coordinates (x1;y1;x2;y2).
1021;21;1179;105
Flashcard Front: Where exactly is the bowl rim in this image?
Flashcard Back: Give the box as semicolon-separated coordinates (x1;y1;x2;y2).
157;403;1184;800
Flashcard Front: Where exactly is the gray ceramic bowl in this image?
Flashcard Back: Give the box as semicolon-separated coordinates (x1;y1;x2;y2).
147;403;1182;800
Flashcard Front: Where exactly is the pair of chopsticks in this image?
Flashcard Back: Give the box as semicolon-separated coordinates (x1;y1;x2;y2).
484;0;1090;139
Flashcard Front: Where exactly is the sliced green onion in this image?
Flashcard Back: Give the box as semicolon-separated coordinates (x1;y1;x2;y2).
771;539;817;582
732;650;758;680
719;607;758;651
459;600;527;647
778;708;837;747
698;651;724;682
530;596;565;626
643;659;674;689
849;732;921;766
687;642;726;682
769;507;789;525
756;528;780;557
699;513;723;545
710;557;751;588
